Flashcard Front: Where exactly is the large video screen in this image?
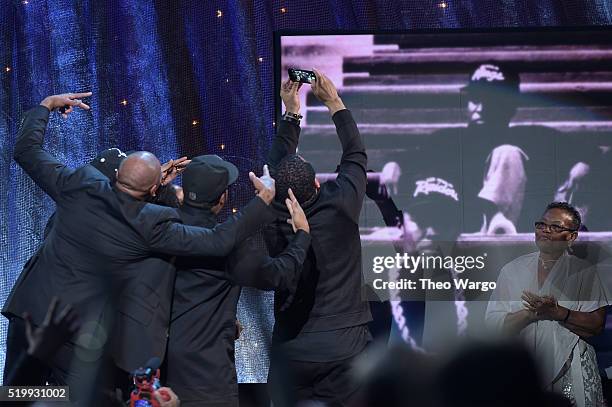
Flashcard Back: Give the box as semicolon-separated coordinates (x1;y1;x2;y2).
276;29;612;351
278;29;612;235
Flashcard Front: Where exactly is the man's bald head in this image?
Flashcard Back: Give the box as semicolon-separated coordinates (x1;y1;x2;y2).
116;151;162;199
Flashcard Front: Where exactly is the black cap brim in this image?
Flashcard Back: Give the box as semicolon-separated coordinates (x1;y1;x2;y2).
191;155;239;185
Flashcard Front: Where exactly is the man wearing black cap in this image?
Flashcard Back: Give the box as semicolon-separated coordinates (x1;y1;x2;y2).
416;63;559;234
460;63;528;234
165;155;312;407
365;174;465;349
405;176;469;352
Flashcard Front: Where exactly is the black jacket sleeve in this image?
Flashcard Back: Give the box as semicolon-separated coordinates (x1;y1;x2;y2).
147;196;272;258
267;118;301;171
333;109;367;222
13;106;76;202
226;229;310;290
373;198;403;228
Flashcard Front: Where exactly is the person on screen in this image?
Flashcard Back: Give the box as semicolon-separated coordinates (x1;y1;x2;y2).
406;176;469;351
422;63;558;234
485;202;608;407
265;70;372;406
464;63;529;234
367;175;467;351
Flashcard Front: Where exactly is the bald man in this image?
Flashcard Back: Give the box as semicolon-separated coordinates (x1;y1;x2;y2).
115;152;163;198
5;92;275;403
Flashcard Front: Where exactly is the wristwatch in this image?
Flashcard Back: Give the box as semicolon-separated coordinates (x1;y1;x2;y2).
282;111;303;125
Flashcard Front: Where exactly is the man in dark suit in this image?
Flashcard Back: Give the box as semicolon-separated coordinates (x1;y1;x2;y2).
265;71;372;406
165;155;311;406
4;92;275;402
2;146;186;387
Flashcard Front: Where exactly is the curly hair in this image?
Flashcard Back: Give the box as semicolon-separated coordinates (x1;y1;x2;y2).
545;201;582;231
273;154;316;204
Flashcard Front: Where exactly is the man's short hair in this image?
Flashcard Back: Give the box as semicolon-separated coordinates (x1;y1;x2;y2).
545;201;581;231
274;154;316;204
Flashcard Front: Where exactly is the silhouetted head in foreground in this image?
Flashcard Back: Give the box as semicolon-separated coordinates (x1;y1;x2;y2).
436;341;570;407
356;345;438;407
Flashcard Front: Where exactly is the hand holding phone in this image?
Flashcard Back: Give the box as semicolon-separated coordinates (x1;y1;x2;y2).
280;79;302;113
311;68;345;115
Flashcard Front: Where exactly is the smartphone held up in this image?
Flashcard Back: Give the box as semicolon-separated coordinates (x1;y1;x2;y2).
288;68;316;84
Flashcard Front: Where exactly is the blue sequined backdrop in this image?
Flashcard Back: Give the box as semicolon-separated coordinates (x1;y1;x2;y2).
1;0;611;383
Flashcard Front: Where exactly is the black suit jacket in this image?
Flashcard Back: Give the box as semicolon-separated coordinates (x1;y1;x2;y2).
166;205;311;404
4;106;268;372
266;109;372;340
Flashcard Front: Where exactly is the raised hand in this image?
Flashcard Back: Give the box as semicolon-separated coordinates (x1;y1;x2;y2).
285;188;309;233
161;156;191;186
249;164;276;205
365;175;390;203
280;79;302;114
311;69;345;115
24;296;80;363
40;92;92;119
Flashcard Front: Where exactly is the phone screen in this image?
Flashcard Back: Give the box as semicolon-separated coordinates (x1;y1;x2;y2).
288;69;316;84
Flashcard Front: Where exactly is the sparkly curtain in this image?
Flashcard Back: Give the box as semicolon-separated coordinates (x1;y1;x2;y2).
1;0;611;383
